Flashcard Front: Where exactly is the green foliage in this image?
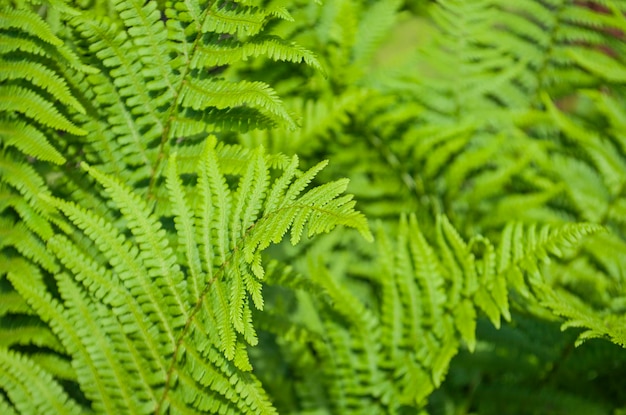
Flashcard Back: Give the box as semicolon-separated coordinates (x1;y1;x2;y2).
2;0;626;413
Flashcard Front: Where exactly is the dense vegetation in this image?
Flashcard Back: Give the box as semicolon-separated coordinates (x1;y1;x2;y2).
2;0;626;413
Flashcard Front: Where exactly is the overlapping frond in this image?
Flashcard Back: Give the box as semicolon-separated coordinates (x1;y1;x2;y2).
0;4;86;370
28;139;369;414
165;0;321;140
254;214;600;413
58;0;323;195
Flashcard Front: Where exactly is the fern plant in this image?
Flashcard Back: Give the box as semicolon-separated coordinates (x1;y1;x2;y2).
2;0;626;414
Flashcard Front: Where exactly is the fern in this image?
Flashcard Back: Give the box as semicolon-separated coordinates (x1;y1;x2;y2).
11;138;367;413
3;0;626;413
250;215;600;413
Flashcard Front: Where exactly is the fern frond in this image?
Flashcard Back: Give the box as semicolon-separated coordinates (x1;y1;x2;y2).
71;15;165;180
0;85;85;136
299;214;602;411
170;106;280;137
46;233;169;370
0;277;32;318
4;0;623;413
56;272;157;413
65;0;318;195
200;4;268;37
0;348;82;415
44;194;183;351
0;220;57;273
0;318;62;352
541;286;626;347
6;258;121;413
496;221;604;300
166;155;203;302
192;35;323;72
111;0;177;95
0;3;89;169
0;8;63;46
82;163;190;319
36;138;370;413
27;354;74;384
178;79;296;129
0;121;65;165
569;47;626;83
0;59;84;114
0;153;57;223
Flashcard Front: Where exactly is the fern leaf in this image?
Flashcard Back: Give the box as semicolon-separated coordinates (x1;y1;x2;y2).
455;298;477;352
543;287;626;347
0;281;33;318
0;85;85;135
55;272;157;413
0;348;82;415
0;319;62;352
192;35;323;72
0;154;57;230
74;16;167;134
568;48;626;82
83;162;189;320
112;0;177;94
43;194;182;350
228;261;249;336
170;106;280;136
0;60;84;114
0;9;63;46
497;221;604;295
6;259;119;413
376;226;402;359
262;154;301;215
403;216;444;334
231;147;269;247
431;329;459;387
195;144;216;282
201;4;267;37
0;121;65;164
472;235;510;326
0;220;57;273
246;170;371;257
46;234;169;373
179;79;296;129
40;137;369;412
30;353;77;382
201;141;233;264
435;215;463;307
173;342;277;414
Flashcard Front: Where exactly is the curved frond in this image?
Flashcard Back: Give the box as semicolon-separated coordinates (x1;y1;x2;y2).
36;138;370;413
